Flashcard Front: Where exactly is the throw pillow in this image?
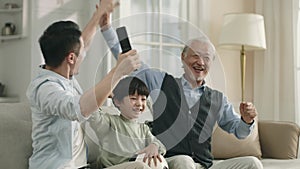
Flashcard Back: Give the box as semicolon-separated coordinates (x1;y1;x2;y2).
211;121;262;159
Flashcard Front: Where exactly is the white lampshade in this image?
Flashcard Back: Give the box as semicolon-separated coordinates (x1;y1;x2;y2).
219;13;266;50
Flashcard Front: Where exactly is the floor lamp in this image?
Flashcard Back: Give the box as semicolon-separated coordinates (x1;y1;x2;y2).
219;13;266;102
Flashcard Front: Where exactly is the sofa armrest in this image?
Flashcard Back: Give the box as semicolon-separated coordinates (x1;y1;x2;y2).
258;120;300;159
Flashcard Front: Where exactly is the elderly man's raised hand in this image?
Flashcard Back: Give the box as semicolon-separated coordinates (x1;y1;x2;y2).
239;102;257;124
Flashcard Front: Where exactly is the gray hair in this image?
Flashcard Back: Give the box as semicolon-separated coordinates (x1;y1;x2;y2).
182;37;216;60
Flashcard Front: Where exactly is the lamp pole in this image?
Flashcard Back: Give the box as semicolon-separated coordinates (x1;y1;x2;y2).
240;45;246;102
218;13;267;102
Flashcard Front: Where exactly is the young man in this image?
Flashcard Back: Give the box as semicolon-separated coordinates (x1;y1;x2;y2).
87;76;167;169
26;1;141;169
102;30;263;168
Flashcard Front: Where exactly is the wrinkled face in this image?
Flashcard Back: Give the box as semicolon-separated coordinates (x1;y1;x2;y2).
72;37;86;76
115;91;147;120
181;40;214;85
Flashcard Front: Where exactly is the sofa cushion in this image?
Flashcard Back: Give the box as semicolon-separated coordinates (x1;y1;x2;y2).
0;102;32;169
258;121;300;159
261;159;300;169
211;121;262;159
0;115;32;169
0;102;31;121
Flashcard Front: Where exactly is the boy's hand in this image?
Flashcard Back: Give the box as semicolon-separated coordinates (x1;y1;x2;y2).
138;143;162;167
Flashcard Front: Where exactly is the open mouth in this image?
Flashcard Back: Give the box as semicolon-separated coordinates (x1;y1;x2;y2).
193;66;205;72
132;108;143;112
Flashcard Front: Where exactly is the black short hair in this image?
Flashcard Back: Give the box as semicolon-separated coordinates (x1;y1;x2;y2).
39;21;82;68
112;76;149;102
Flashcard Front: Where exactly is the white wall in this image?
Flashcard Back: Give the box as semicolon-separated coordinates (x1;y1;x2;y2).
0;0;31;101
0;37;31;101
0;0;104;102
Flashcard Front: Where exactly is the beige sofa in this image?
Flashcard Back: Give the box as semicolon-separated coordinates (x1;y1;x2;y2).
1;102;300;169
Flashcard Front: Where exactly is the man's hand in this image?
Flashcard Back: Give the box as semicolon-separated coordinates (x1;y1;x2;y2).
114;50;141;77
98;0;115;13
81;0;118;51
92;0;114;26
138;143;162;167
239;102;257;124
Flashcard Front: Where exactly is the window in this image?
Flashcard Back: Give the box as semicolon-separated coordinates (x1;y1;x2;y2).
111;0;208;77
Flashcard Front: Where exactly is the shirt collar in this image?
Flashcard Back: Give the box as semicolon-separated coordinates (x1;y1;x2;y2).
38;65;72;83
181;75;206;91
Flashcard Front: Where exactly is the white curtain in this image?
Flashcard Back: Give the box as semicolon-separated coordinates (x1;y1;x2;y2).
187;0;210;35
296;1;300;125
254;0;299;122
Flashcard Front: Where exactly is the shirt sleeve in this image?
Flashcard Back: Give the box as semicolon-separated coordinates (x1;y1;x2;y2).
133;66;166;92
101;26;121;59
217;95;255;139
143;124;166;155
83;111;113;153
36;81;89;122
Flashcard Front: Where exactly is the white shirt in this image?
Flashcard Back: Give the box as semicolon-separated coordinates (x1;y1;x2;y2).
27;67;88;169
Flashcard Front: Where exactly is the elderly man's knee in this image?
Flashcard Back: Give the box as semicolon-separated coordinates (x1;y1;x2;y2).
226;156;263;169
244;156;263;169
167;155;196;169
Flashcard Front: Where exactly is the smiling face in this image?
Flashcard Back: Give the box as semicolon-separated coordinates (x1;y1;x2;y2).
181;39;215;87
114;91;147;120
112;76;149;121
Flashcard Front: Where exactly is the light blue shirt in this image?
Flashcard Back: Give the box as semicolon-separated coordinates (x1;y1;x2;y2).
181;75;203;108
103;27;254;139
26;67;89;169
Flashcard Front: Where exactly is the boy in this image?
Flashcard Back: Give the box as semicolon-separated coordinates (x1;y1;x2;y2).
87;76;167;169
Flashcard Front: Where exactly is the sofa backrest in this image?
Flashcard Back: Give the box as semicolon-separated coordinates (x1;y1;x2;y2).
0;103;32;169
258;120;300;159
